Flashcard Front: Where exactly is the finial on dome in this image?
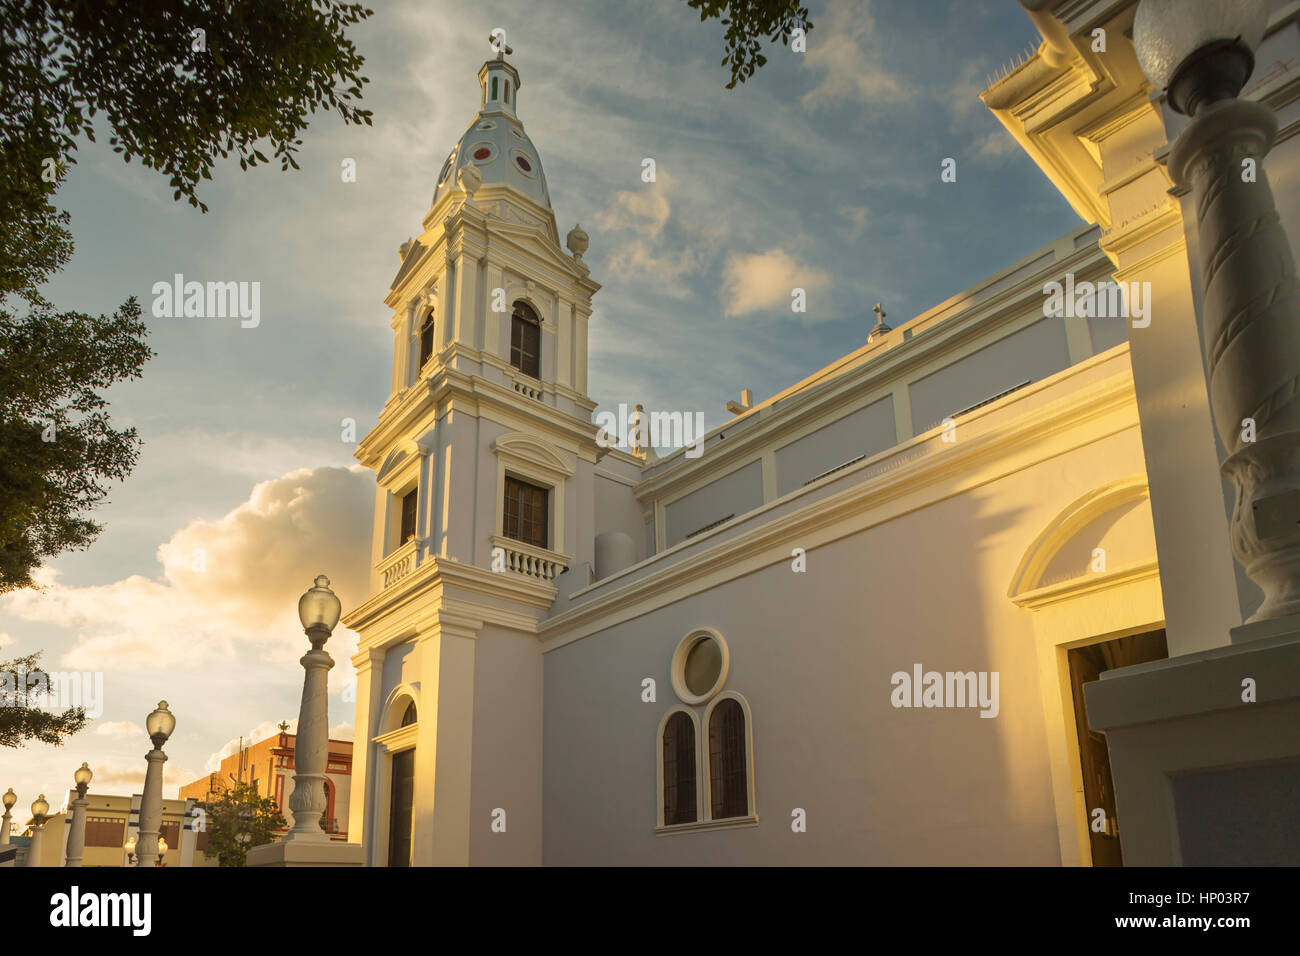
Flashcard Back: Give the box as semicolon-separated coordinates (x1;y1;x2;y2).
457;162;482;203
566;223;589;260
868;302;892;342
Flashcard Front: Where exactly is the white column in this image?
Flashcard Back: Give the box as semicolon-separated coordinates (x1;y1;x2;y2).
65;791;89;867
412;614;479;866
25;819;45;867
1169;97;1300;629
136;748;166;866
348;646;384;857
283;624;333;842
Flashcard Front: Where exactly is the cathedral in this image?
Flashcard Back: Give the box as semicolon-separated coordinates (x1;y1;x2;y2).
341;0;1300;867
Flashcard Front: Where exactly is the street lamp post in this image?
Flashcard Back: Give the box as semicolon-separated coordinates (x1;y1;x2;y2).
136;701;175;867
24;794;49;867
1;788;15;846
1133;0;1300;632
283;575;342;843
65;763;93;867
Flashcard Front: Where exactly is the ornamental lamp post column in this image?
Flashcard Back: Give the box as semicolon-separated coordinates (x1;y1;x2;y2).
136;701;175;867
65;763;93;867
1;788;15;846
24;794;49;867
1133;0;1300;635
283;575;342;842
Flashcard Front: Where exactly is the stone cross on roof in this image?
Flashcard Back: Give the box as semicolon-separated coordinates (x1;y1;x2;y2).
869;301;892;342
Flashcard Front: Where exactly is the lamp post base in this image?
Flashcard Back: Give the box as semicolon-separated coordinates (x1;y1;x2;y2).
245;840;365;867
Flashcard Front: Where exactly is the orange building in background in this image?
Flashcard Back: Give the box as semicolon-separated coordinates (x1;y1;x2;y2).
180;725;353;841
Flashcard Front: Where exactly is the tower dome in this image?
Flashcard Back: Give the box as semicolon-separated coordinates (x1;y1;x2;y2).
432;51;551;209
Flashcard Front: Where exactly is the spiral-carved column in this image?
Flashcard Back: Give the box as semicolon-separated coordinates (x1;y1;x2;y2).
1170;97;1300;623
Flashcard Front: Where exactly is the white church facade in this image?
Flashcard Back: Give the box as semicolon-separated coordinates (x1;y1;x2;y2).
341;0;1299;866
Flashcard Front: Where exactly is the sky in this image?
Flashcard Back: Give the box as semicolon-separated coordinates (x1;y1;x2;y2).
0;0;1080;808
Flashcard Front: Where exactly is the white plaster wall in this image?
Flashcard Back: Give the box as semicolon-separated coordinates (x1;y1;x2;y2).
774;396;896;496
663;460;764;547
542;426;1150;864
469;625;544;865
908;316;1071;431
593;471;644;560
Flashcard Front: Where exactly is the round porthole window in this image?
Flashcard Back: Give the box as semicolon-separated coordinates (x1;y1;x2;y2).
468;142;495;163
671;628;729;705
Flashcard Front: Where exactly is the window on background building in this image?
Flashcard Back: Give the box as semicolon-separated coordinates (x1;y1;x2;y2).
662;712;697;825
418;311;435;368
159;822;180;851
510;300;541;378
401;701;417;726
85;817;125;848
400;488;418;545
503;475;548;548
709;699;748;819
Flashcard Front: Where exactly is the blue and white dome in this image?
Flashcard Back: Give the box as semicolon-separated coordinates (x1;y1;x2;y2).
432;56;551;209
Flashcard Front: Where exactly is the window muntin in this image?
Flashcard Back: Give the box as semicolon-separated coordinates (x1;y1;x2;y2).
510;300;541;378
709;698;748;819
400;488;418;545
662;712;697;826
503;475;548;548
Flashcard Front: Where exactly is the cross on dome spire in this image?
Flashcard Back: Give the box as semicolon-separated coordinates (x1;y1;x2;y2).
479;32;521;117
488;29;513;59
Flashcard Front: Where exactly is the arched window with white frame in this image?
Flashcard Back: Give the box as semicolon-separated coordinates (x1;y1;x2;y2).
659;709;699;826
704;692;755;822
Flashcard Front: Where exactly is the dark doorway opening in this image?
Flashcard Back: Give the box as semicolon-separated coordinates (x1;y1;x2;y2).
388;749;415;867
1068;628;1168;866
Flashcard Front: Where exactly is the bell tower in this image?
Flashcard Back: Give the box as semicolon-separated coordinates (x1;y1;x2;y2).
341;45;604;866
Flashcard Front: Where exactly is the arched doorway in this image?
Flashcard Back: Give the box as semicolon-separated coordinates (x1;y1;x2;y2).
387;700;417;867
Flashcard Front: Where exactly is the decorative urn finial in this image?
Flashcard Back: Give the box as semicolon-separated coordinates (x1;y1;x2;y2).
566;223;589;260
457;162;482;201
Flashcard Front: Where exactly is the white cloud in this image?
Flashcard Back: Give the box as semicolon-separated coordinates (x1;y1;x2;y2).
91;760;198;792
591;173;703;292
841;205;871;241
976;127;1020;161
721;248;832;318
1;466;372;684
800;0;911;111
93;720;144;739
